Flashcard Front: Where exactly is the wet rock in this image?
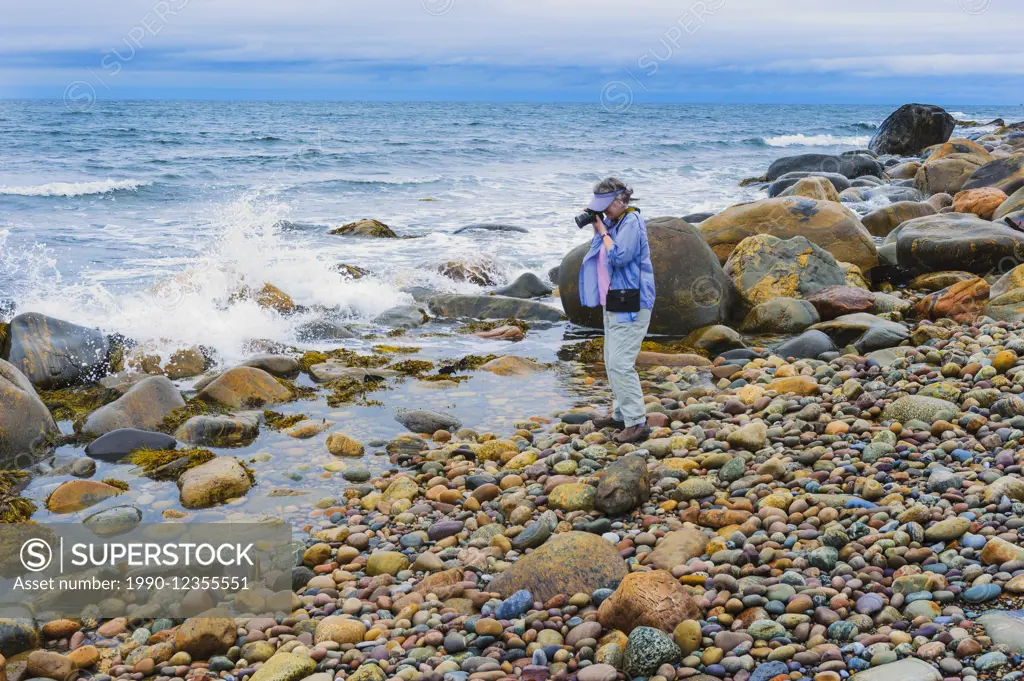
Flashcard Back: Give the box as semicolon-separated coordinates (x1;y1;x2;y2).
804;286;874;320
883;395;957;423
83;504;142;536
82;375;185;437
896;212;1024;275
780;175;841;202
428;294;562;322
861;200;936;237
766;153;883;181
0;619;38;658
394;408;461;433
174;414;259;447
85;428;176;462
963;153;1024;194
479;355;545;376
913;277;989;323
623;626;683;678
373;304;429;329
683;325;745;355
559;217;733;334
809;313;909;352
0;312;110;389
196;366;292;408
490;531;628;601
174;617;237;659
46;479;122;513
0;358;59;467
493;272;552;298
953;187;1009;219
773;329;837;359
241;354;300;377
329;219;396;238
548;482;596;511
176;456;252;509
326;433;364;457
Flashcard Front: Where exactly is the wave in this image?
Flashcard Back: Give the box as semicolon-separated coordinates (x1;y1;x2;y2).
0;179;151;197
762;134;871;147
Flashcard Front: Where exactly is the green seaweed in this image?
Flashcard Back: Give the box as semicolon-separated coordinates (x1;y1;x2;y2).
325;377;389;408
159;398;227;434
37;385;118;426
389;359;436;376
127;447;217;481
386;329;408;338
438;354;499;374
276;377;318;401
101;478;130;492
0;471;36;523
263;410;309;431
455;318;530;334
372;344;421;354
298;351;329;374
559;337;702;364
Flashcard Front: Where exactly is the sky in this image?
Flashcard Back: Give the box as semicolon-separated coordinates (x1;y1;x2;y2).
1;0;1023;104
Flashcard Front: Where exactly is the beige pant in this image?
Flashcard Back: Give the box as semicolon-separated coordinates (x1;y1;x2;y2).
603;308;651;427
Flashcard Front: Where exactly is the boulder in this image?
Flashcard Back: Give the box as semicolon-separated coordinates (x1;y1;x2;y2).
242;354;301;377
598;570;702;634
81;376;185;437
739;298;819;334
479;356;545;376
963;153;1024;195
0;619;38;658
174;414;259;447
373;304;428;329
869;104;955;156
644;528;709;571
490;531;628;602
623;627;684;678
0;312;110;389
83;504;143;535
913;277;989;323
926;138;993;165
682;325;744;355
908;270;978;291
766;154;883;181
428;294;562;322
724;234;847;307
996;186;1024;220
559;217;734;334
991;264;1024;298
914;157;984;196
895;213;1024;276
314;617;367;645
698;197;876;271
888;161;922;179
174;617;237;659
493;272;552;298
595;455;650;516
46;479;122;513
452;223;528;235
85;428;176;462
0;359;60;467
436;259;499;286
883;395;957;423
329;219;396;238
768;172;852;196
177;457;252;508
953;187;1009;220
773;329;837;359
804;286;875;320
249;652;316;681
861;201;937;237
128;345;208;379
779;176;841;202
987;289;1024;322
394;409;461;433
197;367;292;408
548;482;596;512
810;313;909;352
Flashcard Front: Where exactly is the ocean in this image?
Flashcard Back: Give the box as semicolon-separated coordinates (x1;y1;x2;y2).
2;100;1018;367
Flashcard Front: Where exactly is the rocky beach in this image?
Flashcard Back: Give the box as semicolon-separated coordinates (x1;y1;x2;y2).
4;101;1024;681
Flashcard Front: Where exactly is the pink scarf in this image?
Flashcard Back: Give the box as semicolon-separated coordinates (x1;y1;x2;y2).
597;242;611;306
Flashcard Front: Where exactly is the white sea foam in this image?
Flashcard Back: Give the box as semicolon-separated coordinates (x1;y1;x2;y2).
0;179;150;197
2;196;412;366
763;134;871;147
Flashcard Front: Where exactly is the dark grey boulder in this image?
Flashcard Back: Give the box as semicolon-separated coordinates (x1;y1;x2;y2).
81;375;185;437
895;213;1024;275
85;428;176;462
869;104;955;156
295;320;356;341
395;408;462;433
766;154;883;182
0;312;110;389
452;223;528;235
428;294;562;322
0;358;60;468
493;272;553;299
773;330;838;360
374;304;430;329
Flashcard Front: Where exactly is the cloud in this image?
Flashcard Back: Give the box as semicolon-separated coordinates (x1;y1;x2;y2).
1;0;1021;101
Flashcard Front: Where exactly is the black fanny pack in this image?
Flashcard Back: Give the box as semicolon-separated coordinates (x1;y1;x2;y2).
605;288;641;313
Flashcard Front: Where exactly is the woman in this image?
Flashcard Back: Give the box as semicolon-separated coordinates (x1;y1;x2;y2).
578;177;656;444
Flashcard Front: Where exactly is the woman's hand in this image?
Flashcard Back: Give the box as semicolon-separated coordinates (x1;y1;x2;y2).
591;215;608;237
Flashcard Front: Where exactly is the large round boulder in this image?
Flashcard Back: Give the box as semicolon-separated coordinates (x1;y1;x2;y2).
597;570;701;634
197;366;292;408
739;298;819;334
996;186;1024;220
0;312;110;389
925;138;993;165
724;234;847;307
0;359;60;468
558;217;734;334
81;375;185;437
869;104;955;156
767;172;851;197
963;153;1024;195
780;176;841;202
766;154;883;182
914;157;985;196
489;531;628;602
895;213;1024;276
177;456;252;508
861;201;936;237
697;197;877;271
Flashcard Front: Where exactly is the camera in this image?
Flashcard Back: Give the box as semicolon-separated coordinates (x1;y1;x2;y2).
574;209;601;228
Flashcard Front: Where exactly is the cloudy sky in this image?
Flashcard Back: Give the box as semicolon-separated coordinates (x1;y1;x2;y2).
1;0;1022;103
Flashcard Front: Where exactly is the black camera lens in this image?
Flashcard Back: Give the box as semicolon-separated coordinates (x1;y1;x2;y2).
574;210;600;228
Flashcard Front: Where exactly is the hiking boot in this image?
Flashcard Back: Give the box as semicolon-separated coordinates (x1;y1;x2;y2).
592;415;626;429
614;425;651;444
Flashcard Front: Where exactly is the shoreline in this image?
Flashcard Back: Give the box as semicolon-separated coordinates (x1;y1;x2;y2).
2;103;1024;681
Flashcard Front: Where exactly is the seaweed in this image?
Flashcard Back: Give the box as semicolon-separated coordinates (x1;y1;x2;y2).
239;459;257;486
372;344;421;354
455;318;530;334
263;410;309;431
386;329;408;338
298;348;389;373
325;377;389;408
298;351;329;374
127;447;217;481
159;398;227;434
276;377;318;401
37;385;118;426
438;354;499;374
0;471;36;523
389;359;436;376
101;478;130;492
